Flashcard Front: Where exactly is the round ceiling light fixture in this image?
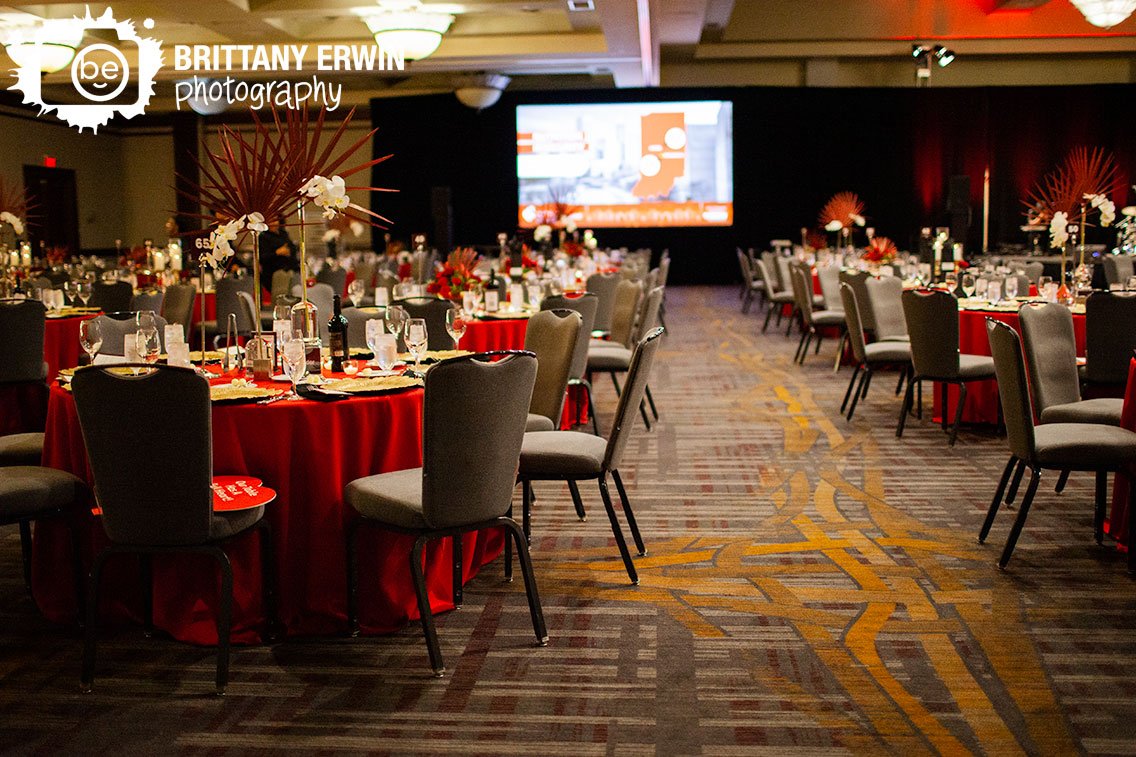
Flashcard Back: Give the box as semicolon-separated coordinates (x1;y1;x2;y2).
2;17;85;74
453;73;511;110
363;2;454;61
1069;0;1136;28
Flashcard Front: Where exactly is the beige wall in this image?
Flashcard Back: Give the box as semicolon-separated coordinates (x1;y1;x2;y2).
0;110;175;251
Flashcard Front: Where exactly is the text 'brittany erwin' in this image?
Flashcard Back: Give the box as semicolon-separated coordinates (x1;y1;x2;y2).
172;44;406;73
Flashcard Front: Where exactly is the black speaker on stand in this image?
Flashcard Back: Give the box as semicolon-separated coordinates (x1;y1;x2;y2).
947;175;971;246
430;186;453;253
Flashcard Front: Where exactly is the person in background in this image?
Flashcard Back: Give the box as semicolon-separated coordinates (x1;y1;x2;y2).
257;218;298;297
378;236;405;275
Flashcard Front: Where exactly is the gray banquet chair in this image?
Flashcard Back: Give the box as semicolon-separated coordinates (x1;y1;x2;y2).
897;289;996;446
316;265;348;297
978;319;1136;571
524;309;582;432
0;464;87;603
130;289;163;314
395;297;454;352
0;299;48;462
343;306;386;350
815;265;842;316
202;276;258;343
518;328;664;585
839;284;912;422
586;272;621;337
541;292;599;433
1022;261;1045;285
755;259;794;333
790;266;845;365
840;270;876;336
1084;291;1136;391
864;275;909;343
161;283;196;342
90;312;169;355
590;279;642;353
737;249;763;313
291;282;335;345
1102;256;1134;287
72;364;277;694
344;352;546;676
89;280;132;313
589;286;664;430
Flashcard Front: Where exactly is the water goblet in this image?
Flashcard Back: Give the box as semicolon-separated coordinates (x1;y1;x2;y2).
385;305;407;340
365;318;384;365
405;317;428;372
1004;276;1019;301
961;274;975;299
282;337;307;400
135;328;161;366
77;281;92;306
445;307;467;350
78;319;102;364
974;277;988;301
347;279;365;308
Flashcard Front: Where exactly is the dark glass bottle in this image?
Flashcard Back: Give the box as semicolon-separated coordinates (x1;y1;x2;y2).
328;294;349;372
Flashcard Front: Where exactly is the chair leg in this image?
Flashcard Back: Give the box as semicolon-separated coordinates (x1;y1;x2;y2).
940;382;950;432
847;368;869;421
762;303;775;333
1005;459;1026;506
522;479;534;544
833;331;847;373
775;304;784;327
409;536;445;676
1055;470;1070;494
611;469;646;556
979;456;1018;543
597;473;639;585
794;331;809;363
916;378;923;419
948;383;967;446
140;554;153;638
256;521;279;641
498;518;549;646
610;372;622;396
504;505;514;583
582;380;600;436
999;468;1041;568
1095;470;1108;545
210;548;234;696
860;368;873;399
814;331;823;354
18;520;33;595
840;365;861;414
452;535;464;609
895;366;906;396
80;551;113;693
346;519;361;636
68;515;86;625
741;289;752;314
567;480;587;521
896;377;915;437
644;385;659;420
639;400;652;431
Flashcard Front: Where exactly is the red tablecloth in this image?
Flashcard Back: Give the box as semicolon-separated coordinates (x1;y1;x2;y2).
462;317;529;352
935;308;1087;425
44;314;93;383
34;382;505;644
1106;358;1136;548
189;291;217;329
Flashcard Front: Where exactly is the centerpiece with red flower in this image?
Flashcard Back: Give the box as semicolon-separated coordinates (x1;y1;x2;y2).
818;191;866;253
861;236;897;265
427;247;482;301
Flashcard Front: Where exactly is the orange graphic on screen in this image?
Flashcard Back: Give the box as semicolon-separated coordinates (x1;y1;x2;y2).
632;112;686;199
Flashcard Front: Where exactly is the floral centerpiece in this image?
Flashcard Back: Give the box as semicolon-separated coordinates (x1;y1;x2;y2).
818;191;866;253
861;236;897;265
427;247;481;301
501;248;541;277
0;175;29;246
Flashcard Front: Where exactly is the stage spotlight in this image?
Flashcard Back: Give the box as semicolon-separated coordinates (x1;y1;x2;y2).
935;46;955;67
912;44;929;58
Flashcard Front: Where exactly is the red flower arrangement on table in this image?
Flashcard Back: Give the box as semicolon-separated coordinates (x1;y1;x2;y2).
861;236;897;264
501;249;541;276
562;240;585;258
427;247;482;302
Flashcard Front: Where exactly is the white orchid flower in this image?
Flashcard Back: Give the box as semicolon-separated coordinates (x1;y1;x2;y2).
349;220;365;237
300;175;329;198
1100;199;1116;227
850;214;866;227
0;211;23;236
322;229;341;243
824;220;842;232
563;216;577;234
1049;211;1069;249
533;224;552;242
246;212;268;233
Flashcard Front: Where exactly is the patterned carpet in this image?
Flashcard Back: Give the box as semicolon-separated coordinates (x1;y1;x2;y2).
3;285;1136;755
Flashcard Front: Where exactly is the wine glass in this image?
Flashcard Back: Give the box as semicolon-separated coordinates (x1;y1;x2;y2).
961;274;975;299
136;310;157;333
1126;275;1136;292
445;307;467;350
347;279;365;308
135;328;161;366
385;305;408;340
944;272;958;294
77;281;92;307
78;319;102;364
1004;276;1019;301
374;334;398;371
365;318;384;365
64;280;79;306
974;277;988;301
461;290;478;317
405;317;428;372
281;337;307;400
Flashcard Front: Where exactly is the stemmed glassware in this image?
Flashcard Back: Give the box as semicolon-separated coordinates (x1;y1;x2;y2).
365;318;384;366
64;280;79;306
944;272;957;294
78;319;102;364
961;274;975;299
76;281;92;307
134;328;161;366
445;307;467;350
974;277;988;302
1003;275;1019;301
347;279;365;308
281;334;307;400
385;305;408;341
405;317;428;373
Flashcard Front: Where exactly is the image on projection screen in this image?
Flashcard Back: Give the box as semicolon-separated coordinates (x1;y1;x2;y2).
516;100;734;228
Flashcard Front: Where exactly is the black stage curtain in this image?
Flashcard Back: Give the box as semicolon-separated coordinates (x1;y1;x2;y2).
370;84;1136;285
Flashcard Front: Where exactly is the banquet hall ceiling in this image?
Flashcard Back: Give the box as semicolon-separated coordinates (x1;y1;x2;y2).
1;0;1133;112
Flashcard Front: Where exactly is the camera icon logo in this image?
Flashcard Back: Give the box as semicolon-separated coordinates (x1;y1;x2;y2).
9;7;163;133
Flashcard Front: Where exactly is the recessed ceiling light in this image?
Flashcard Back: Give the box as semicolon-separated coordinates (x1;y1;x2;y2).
568;0;595;11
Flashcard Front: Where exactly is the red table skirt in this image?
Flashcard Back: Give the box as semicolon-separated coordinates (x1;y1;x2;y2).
1107;358;1136;547
44;315;93;383
35;383;505;645
189;291;217;329
0;383;48;436
934;309;1087;425
462;318;528;353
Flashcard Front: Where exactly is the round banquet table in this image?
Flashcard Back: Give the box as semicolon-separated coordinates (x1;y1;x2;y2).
0;312;94;435
934;307;1086;426
33;380;505;644
1107;358;1136;549
462;316;529;352
189;291;217;330
44;313;94;383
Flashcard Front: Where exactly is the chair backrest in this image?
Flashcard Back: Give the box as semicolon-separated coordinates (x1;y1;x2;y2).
586;272;621;335
775;257;794;298
603;328;664;470
541;292;597;381
524;309;581;426
343;306;385;349
92;313;169;355
316;266;347;296
89;280;132;313
291;282;335;344
657;253;670;288
216;276;258;333
864;275;907;341
986;319;1036;463
353;260;376;291
789;266;816;326
761;251;780;289
235;291;259;334
0;298;46;382
608;280;643;348
421;351;536;529
1018;302;1081;412
632;286;664;343
755;259;780;300
1022;261;1044;284
72;364;214;545
901;289;960;379
270;269;296;304
161;283;196;340
839;270;875;332
1084;290;1136;385
839;283;869;365
737;248;753;285
1102;256;1134;286
1002;273;1030;297
375;270;398;301
130;289;164;313
394;297;453;351
816;265;840;310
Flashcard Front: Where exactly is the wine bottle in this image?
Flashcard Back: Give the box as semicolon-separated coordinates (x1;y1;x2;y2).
485;266;500;313
328;294;349;372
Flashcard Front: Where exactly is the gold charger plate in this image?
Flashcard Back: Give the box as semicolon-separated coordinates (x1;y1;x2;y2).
321;375;423;395
210;383;283;404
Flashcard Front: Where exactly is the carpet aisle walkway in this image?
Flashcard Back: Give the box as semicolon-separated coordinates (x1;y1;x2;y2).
2;285;1135;754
